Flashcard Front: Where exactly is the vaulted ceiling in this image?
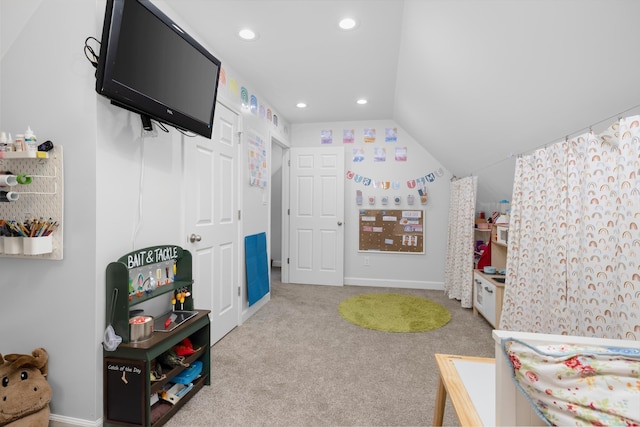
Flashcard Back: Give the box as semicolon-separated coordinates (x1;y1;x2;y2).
159;0;640;204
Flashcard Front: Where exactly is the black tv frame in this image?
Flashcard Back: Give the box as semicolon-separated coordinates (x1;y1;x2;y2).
95;0;221;139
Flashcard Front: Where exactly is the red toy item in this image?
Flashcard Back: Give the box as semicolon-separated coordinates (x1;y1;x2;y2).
477;241;492;269
174;338;196;356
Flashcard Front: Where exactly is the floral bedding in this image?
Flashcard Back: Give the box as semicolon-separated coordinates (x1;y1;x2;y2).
502;339;640;426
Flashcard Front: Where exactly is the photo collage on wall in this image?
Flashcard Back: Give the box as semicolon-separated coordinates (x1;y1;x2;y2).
321;127;408;165
248;133;267;188
327;127;445;207
318;126;446;253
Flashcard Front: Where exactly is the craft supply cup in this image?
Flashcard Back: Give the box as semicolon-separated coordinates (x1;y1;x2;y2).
3;236;23;254
23;235;53;255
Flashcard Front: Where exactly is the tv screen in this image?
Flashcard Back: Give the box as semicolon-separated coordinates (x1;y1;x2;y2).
95;0;221;139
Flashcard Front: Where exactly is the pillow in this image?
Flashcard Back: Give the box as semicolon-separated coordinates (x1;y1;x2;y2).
502;339;640;426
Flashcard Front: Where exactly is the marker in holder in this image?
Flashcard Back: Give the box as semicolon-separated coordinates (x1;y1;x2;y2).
16;174;32;185
0;174;17;186
0;191;19;202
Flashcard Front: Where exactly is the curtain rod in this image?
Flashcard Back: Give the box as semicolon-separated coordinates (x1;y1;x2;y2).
468;102;640;176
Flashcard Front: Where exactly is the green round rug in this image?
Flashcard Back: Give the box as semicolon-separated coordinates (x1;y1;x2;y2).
338;293;451;332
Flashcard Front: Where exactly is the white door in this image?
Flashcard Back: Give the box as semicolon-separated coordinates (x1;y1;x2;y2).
185;102;240;344
288;147;344;286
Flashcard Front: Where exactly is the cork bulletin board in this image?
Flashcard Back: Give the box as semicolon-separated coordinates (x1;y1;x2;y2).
359;209;424;253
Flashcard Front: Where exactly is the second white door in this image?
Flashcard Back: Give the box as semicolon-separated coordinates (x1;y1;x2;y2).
288;147;344;286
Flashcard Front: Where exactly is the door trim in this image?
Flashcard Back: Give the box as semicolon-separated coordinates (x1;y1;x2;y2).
281;149;290;283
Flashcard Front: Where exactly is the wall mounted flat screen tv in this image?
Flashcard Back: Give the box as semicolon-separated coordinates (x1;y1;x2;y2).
95;0;221;139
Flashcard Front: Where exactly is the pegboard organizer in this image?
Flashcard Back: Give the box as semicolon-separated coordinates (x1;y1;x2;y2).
0;146;64;260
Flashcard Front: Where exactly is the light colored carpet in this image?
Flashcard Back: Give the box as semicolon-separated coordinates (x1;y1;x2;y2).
338;293;451;332
164;269;495;426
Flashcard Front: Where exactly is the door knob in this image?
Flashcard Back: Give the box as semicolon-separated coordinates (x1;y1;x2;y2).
337;221;343;226
189;234;202;243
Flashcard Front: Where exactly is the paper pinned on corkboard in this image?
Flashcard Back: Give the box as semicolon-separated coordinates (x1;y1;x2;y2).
358;209;424;253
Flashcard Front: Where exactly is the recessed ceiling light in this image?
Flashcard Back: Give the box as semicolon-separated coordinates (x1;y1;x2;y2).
238;28;257;40
296;102;307;108
338;17;357;30
356;99;368;105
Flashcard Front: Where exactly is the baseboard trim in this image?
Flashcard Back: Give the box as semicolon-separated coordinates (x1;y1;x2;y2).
49;414;101;427
241;292;270;324
344;276;444;290
271;259;282;267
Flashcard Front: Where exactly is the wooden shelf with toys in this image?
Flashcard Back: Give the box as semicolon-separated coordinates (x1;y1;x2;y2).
473;212;492;268
103;245;210;427
473;211;509;328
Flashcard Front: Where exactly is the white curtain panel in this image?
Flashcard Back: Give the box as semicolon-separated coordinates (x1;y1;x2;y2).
444;176;477;308
500;115;640;339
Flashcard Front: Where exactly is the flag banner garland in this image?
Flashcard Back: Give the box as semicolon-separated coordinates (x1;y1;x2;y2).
345;167;444;189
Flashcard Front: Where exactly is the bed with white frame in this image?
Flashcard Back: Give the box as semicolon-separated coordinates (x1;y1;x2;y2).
492;330;640;426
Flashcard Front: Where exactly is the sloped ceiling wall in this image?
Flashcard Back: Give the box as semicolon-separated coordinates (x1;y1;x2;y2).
394;0;640;204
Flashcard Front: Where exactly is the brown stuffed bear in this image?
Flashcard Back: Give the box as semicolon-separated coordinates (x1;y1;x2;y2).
0;348;51;427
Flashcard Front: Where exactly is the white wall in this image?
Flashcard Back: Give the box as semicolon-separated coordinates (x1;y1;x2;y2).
0;0;99;422
291;121;451;288
1;0;289;424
